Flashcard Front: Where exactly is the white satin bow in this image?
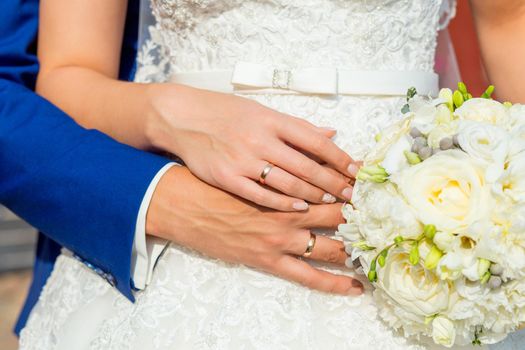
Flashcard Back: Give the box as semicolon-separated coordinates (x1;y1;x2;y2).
231;62;338;95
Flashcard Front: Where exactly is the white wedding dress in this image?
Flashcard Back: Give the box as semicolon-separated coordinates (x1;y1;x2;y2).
18;0;525;349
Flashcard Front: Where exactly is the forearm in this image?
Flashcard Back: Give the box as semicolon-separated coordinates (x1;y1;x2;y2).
470;0;525;102
0;79;170;297
37;66;155;150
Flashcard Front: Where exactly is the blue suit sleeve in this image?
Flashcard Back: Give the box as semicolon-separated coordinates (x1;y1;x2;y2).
0;79;171;300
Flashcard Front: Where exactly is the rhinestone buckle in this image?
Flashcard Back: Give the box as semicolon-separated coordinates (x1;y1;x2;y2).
272;69;291;89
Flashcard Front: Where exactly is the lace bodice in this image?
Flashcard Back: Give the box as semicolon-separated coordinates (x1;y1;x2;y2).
137;0;456;82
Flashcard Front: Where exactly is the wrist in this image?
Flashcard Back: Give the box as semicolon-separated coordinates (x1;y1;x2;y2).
145;165;187;242
143;83;187;155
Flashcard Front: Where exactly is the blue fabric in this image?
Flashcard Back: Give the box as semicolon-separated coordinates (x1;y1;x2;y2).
0;0;170;334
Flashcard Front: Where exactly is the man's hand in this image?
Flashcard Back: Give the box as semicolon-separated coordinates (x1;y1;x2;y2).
146;166;363;296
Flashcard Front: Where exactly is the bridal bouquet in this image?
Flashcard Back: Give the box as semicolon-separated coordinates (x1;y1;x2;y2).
337;83;525;347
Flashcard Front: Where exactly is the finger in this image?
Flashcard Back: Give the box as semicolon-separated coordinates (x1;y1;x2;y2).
279;119;360;178
289;203;344;229
270;145;354;201
271;255;363;295
248;161;336;204
284;230;347;266
227;176;309;212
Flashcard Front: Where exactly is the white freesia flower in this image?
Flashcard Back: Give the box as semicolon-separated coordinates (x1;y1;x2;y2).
381;135;411;175
391;150;492;233
432;316;456;348
437;253;463;280
377;250;452;317
365;118;411;165
457;121;509;182
433;231;458;252
454;98;508;126
427;121;458;149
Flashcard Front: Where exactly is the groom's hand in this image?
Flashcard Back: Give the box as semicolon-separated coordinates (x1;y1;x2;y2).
146;166;363;296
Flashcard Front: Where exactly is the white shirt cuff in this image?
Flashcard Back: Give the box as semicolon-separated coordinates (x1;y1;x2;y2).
131;162;178;290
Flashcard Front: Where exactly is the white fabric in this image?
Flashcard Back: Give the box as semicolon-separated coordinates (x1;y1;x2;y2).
172;62;439;96
19;0;524;349
131;162;176;289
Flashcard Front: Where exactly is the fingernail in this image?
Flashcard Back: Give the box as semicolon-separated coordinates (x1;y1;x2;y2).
347;163;360;177
345;257;353;268
348;280;364;295
292;201;309;211
342;187;353;200
322;193;336;204
320;126;337;132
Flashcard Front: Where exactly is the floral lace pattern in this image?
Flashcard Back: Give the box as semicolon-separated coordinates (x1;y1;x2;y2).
23;1;523;350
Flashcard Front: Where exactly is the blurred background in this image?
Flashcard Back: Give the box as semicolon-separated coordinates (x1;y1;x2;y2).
0;1;488;349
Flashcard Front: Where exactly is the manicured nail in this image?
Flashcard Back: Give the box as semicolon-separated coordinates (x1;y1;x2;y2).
348;279;364;295
293;201;309;211
322;193;336;203
342;187;353;200
347;163;360;177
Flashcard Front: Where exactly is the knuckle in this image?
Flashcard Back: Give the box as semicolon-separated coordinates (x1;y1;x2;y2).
263;234;285;248
325;249;342;264
209;166;231;185
312;136;329;154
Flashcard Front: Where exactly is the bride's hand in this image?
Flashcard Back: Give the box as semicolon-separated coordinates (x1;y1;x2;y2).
145;84;359;212
148;166;364;296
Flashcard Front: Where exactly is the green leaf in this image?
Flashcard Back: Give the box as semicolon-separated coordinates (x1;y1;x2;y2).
406;87;417;101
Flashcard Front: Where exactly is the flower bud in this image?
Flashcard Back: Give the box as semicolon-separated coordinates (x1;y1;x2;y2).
432;316;456;347
424;245;443;270
404;150;422;165
488;275;502;289
357;165;388;183
409;244;420;266
478;258;491;279
453;90;464;109
489;263;504;276
438;88;454;111
424;224;436;240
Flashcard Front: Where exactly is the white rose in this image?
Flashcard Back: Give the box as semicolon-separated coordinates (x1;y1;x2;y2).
377;250;452;317
457;121;509;182
506;104;525;132
391;150;492;233
432;316;456;348
496;152;525;202
454;98;508;126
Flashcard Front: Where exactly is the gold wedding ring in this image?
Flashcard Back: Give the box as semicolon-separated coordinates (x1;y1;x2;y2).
259;163;274;185
302;232;317;258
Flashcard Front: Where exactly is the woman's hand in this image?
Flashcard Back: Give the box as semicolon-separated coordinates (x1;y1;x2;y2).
146;84;359;211
148;166;364;296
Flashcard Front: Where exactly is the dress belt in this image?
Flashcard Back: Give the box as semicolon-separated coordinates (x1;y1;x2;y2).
169;62;439;97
